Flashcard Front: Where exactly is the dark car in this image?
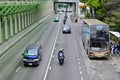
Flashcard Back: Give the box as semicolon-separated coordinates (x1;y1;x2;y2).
22;43;42;66
62;25;71;33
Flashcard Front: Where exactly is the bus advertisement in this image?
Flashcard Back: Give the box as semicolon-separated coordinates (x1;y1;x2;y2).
82;19;110;58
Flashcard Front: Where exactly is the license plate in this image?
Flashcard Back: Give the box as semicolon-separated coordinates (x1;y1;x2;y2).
28;63;32;65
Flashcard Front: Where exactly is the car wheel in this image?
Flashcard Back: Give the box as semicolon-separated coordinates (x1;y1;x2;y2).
24;63;27;67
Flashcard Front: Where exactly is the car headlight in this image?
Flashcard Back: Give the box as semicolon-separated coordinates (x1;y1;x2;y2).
23;59;27;61
34;59;39;61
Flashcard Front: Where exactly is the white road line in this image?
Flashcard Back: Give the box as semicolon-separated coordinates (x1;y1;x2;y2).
72;23;84;80
49;66;52;70
80;71;82;75
43;23;60;80
16;67;21;72
52;55;54;58
78;62;81;65
81;77;84;80
76;53;78;55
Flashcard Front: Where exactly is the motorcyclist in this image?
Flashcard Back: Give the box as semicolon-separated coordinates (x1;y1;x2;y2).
63;19;66;24
58;48;65;60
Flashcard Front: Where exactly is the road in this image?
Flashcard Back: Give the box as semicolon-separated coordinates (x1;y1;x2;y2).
3;12;89;80
46;13;89;80
1;10;120;80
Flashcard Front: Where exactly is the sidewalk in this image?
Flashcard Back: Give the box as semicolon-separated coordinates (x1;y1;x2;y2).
111;55;120;72
0;13;52;58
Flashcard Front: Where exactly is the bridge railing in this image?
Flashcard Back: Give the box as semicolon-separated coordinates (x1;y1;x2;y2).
0;1;40;4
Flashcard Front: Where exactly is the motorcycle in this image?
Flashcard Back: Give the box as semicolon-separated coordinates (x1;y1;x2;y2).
58;56;64;65
63;19;66;24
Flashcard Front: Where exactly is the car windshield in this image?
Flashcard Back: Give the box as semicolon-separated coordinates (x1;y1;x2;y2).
64;26;69;30
24;49;38;56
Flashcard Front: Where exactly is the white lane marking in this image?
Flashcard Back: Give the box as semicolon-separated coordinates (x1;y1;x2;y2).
49;66;52;70
78;62;81;65
77;55;79;58
52;55;54;58
43;23;60;80
79;66;81;70
80;71;82;75
81;77;84;80
16;67;21;72
77;58;80;61
72;24;84;80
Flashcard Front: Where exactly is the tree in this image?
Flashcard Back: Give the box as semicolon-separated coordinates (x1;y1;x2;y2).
80;0;107;18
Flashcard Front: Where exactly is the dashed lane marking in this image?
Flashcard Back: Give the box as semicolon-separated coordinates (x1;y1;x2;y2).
81;77;84;80
49;66;52;70
52;55;54;58
43;22;60;80
78;62;81;65
80;71;82;75
16;67;21;72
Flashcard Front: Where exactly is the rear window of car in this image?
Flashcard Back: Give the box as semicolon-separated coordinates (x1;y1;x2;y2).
54;17;58;19
64;26;69;29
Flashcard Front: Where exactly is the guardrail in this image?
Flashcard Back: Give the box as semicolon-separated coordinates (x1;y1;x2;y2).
0;1;41;4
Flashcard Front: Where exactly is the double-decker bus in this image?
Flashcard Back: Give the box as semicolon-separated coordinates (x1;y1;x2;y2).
82;19;110;58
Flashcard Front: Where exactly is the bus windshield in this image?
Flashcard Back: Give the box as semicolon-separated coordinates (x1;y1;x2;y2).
90;25;109;51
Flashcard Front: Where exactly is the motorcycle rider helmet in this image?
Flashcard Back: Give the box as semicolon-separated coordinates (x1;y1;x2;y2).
60;48;64;52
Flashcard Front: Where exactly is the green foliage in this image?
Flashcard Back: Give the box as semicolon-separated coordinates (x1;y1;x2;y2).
96;8;106;18
88;0;100;8
104;11;120;32
110;34;118;41
52;0;58;2
80;0;107;18
85;13;91;18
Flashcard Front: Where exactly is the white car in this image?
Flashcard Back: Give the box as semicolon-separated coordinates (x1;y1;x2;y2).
62;26;71;33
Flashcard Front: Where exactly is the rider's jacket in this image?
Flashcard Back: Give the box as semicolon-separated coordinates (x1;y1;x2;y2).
58;51;65;59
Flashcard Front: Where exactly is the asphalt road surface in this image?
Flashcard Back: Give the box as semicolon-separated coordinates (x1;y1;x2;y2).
2;12;120;80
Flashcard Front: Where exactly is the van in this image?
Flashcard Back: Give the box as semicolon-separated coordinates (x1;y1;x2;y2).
22;43;42;66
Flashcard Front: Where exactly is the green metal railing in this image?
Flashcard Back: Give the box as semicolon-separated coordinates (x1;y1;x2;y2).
0;1;42;16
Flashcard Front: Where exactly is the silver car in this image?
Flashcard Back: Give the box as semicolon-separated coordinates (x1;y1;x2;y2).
62;26;71;33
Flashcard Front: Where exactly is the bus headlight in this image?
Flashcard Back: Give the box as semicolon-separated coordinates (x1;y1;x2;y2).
104;53;109;57
89;52;94;57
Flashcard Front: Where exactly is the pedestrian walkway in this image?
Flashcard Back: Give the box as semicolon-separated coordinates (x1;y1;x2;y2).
0;13;52;58
111;56;120;72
